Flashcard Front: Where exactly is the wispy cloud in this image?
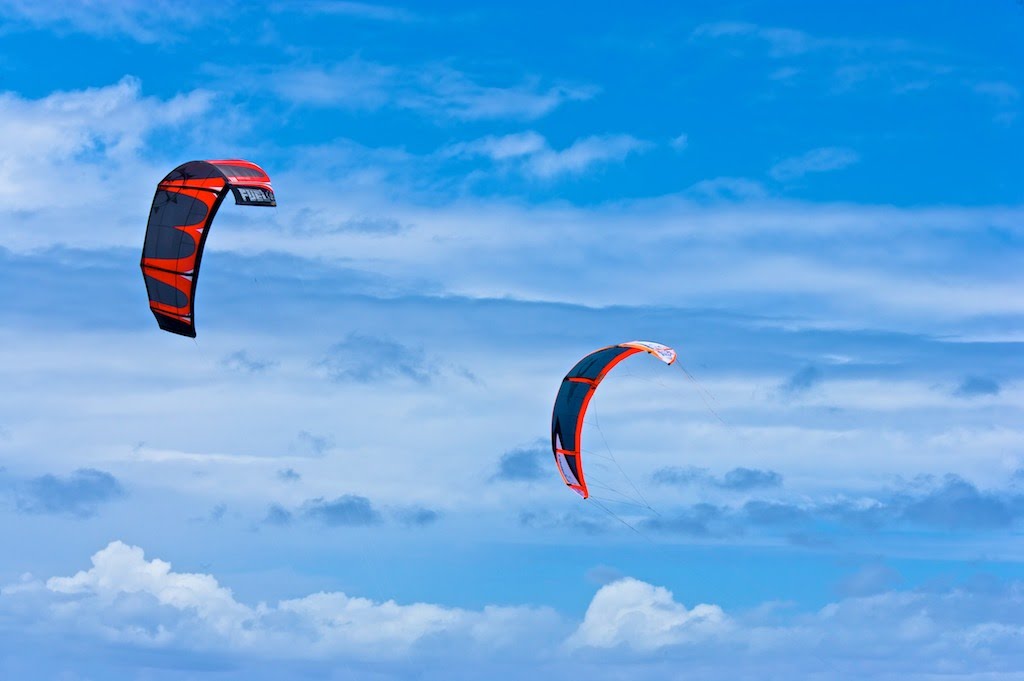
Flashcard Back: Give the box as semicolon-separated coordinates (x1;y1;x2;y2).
974;81;1020;104
317;334;436;384
777;365;823;398
229;59;595;121
0;0;221;42
770;147;860;181
284;1;419;22
527;134;650;179
834;562;902;597
276;468;301;482
519;510;609;535
394;505;440;527
449;131;649;179
293;430;334;456
0;77;213;218
691;21;909;58
685;176;768;200
221;350;278;374
317;334;473;384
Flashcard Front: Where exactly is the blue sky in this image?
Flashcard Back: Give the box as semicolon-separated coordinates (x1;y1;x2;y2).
1;1;1023;679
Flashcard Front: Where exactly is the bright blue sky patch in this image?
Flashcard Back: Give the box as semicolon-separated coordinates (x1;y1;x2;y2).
0;1;1022;679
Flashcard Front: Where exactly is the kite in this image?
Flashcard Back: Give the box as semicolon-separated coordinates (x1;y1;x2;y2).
551;341;677;498
140;159;275;337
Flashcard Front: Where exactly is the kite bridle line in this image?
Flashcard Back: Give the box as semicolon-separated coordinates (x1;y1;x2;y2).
588;411;659;516
676;362;728;426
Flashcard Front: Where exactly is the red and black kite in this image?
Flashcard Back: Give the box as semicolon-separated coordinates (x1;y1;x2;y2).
551;341;677;498
141;160;275;337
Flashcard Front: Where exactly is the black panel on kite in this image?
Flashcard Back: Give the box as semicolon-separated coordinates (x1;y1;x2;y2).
140;159;275;337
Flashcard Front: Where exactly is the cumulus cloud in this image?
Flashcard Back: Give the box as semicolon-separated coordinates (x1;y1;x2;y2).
11;468;124;517
898;475;1019;530
302;494;382;527
953;376;1001;398
491;445;548;482
276;468;301;482
10;544;1024;677
645;474;1024;537
394;505;440;527
263;503;293;525
567;577;729;651
266;496;438;529
27;541;561;659
641;503;732;537
519;510;609;535
652;466;783;491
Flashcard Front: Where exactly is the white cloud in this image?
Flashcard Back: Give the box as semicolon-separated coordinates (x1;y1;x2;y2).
527;134;650;179
37;541;561;657
769;146;860;181
0;0;217;42
686;176;767;199
233;59;596;121
3;81;1021;330
0;76;218;246
449;131;649;179
451;131;548;161
12;549;1024;678
567;578;729;651
973;81;1020;103
414;70;595;121
691;21;911;59
284;1;419;22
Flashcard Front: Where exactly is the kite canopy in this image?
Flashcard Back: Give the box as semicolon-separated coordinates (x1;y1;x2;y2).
140;160;275;337
550;341;677;499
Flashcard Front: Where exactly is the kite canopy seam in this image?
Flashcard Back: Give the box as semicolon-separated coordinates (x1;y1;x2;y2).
140;159;275;337
550;341;677;499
